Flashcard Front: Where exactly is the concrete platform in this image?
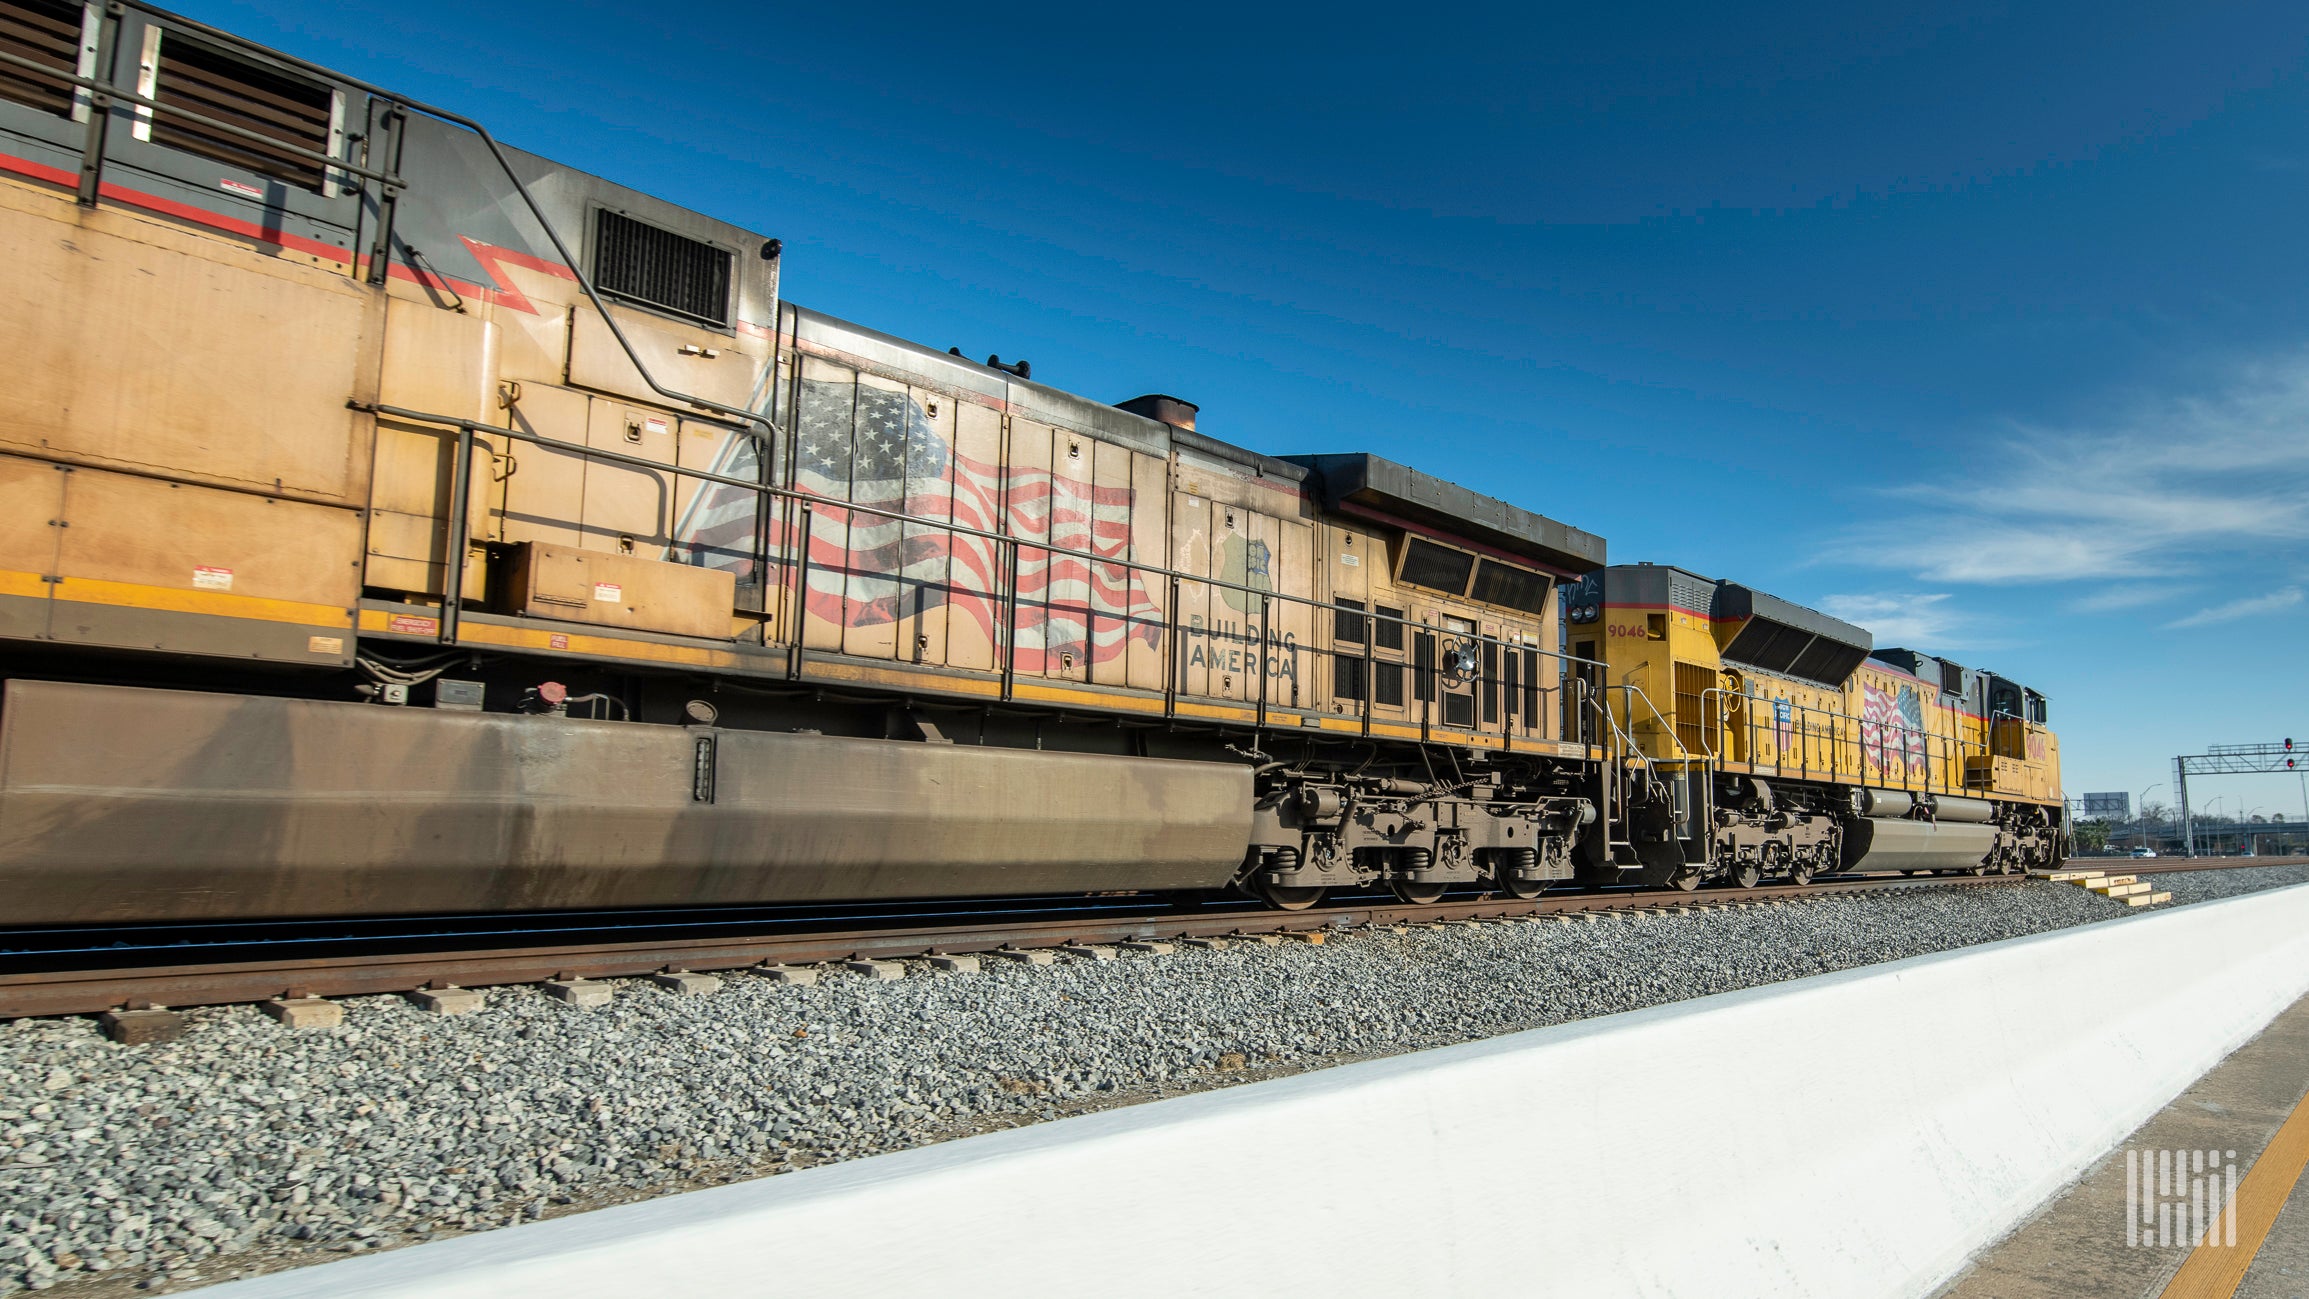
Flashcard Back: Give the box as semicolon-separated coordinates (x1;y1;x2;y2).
1941;989;2309;1299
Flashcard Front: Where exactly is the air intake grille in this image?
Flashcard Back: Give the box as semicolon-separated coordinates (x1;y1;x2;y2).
0;0;81;118
151;36;335;192
1674;661;1720;757
594;210;732;327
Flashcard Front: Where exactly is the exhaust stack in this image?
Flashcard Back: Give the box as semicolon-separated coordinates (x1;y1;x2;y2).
1117;394;1198;431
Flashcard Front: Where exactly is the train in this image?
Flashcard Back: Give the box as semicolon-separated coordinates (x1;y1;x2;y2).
0;0;2064;926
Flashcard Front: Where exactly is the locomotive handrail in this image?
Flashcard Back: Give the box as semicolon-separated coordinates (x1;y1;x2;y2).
1697;682;1988;798
360;400;1607;751
1608;683;1694;763
1600;684;1683;813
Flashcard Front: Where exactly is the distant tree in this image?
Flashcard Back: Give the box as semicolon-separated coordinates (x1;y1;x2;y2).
2141;801;2172;824
2073;820;2111;854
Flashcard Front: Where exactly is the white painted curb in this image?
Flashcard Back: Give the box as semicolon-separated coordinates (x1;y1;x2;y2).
209;883;2309;1299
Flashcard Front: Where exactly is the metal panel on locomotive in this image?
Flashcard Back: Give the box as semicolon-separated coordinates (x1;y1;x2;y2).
0;0;1613;924
1561;564;2066;890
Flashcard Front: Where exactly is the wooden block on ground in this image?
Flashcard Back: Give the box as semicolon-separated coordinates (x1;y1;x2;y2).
260;997;345;1028
409;987;483;1015
650;971;723;996
99;1009;186;1045
543;980;614;1008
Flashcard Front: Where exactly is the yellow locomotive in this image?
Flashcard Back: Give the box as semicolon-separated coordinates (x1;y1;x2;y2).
1564;564;2064;888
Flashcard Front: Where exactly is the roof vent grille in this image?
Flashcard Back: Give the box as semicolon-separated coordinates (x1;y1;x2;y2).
0;0;83;118
594;209;732;328
149;34;336;192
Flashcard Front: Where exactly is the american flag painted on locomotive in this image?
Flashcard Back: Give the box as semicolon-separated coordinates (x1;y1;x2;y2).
675;379;1163;668
672;436;767;584
1861;680;1928;776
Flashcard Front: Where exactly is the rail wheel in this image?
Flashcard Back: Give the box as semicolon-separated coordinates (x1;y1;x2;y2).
1499;875;1546;900
1730;859;1761;889
1668;866;1703;892
1788;859;1816;886
1494;847;1545;900
1389;878;1448;905
1254;880;1327;911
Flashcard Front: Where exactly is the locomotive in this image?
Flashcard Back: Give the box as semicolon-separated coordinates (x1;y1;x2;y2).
0;0;2062;926
1564;566;2064;889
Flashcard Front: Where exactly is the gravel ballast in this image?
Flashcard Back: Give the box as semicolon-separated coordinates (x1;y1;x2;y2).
5;865;2306;1294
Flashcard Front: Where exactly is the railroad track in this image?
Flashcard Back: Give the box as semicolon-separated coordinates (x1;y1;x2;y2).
0;873;2031;1020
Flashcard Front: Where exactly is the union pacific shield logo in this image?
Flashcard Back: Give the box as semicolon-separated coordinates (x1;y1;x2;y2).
1218;534;1271;614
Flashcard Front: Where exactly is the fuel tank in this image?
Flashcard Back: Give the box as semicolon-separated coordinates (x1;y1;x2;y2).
0;679;1255;923
1840;817;1999;874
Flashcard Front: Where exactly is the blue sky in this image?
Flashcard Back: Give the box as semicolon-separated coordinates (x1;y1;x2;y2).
194;0;2309;820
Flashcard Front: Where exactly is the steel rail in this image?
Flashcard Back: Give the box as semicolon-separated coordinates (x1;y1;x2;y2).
0;874;2029;1018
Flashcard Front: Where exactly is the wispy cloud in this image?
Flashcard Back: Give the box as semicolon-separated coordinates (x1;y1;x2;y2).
1817;592;1962;647
2068;585;2166;613
2165;587;2302;629
1829;353;2309;584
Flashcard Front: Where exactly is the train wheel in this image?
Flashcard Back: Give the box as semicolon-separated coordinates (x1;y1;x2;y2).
1788;860;1815;886
1668;866;1703;892
1499;875;1546;900
1255;880;1327;911
1731;861;1761;889
1495;847;1545;900
1389;878;1447;905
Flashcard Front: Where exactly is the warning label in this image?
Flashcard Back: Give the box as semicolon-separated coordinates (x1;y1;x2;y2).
307;635;344;655
593;583;622;604
386;614;440;635
192;566;233;591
